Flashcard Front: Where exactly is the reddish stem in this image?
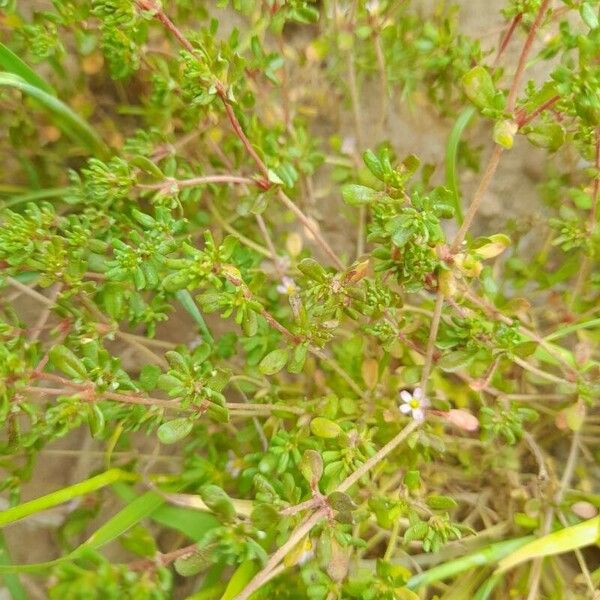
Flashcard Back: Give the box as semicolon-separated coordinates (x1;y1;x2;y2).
494;13;523;66
517;95;560;128
218;87;269;179
506;0;552;114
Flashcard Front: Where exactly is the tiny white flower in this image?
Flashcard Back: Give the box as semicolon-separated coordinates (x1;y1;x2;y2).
399;387;429;422
225;450;243;478
188;335;202;350
276;276;298;296
366;0;379;14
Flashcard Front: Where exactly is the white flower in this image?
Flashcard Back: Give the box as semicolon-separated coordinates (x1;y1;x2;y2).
276;276;298;296
399;387;429;422
188;335;202;350
366;0;379;14
225;450;243;478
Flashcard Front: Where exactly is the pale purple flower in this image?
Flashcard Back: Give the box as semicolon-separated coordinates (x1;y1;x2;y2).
399;387;429;422
276;276;298;296
341;136;356;156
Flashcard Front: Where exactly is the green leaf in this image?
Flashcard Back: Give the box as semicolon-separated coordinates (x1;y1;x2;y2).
220;561;259;600
49;344;88;379
199;485;236;523
310;417;342;439
473;234;511;259
404;521;428;543
341;184;379;206
87;404;105;438
139;364;162;391
512;341;537;358
0;42;54;94
259;348;289;375
0;73;107;156
287;344;308;374
297;258;327;282
426;495;458;510
299;449;323;485
328;491;357;512
175;545;214;577
391;226;412;248
363;149;385;180
157;418;194;444
461;66;504;113
580;2;599;29
525;122;565;151
437;350;476;372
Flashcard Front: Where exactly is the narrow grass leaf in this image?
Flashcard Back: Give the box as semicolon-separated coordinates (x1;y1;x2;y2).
407;536;533;589
81;491;165;550
496;517;599;574
0;42;54;94
0;73;107;156
176;290;214;343
219;561;259;600
0;469;134;528
112;483;219;541
445;106;476;225
2;187;70;208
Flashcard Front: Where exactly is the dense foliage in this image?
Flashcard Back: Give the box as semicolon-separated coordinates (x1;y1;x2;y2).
1;0;600;598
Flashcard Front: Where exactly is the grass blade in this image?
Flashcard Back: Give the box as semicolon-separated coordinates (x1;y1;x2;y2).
544;317;600;342
1;187;71;209
220;561;259;600
496;517;599;574
82;491;164;550
406;536;533;589
176;290;214;343
0;42;54;94
0;72;107;156
113;483;218;541
445;106;476;225
0;483;181;574
0;469;134;528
